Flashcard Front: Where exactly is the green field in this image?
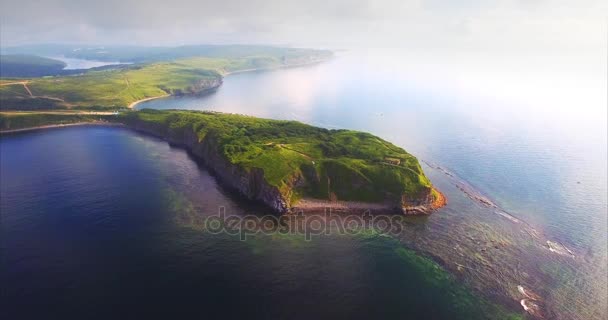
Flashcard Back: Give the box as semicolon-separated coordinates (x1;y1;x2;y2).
0;48;331;110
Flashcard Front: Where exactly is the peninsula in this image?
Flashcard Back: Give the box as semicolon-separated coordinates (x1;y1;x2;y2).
0;109;445;214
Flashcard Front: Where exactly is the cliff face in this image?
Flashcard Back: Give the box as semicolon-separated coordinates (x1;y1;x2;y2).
194;131;289;212
190;78;223;95
167;77;223;96
125;119;290;213
119;110;445;215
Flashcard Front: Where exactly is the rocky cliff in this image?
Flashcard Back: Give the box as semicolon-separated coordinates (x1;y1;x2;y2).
165;77;223;96
123;118;291;212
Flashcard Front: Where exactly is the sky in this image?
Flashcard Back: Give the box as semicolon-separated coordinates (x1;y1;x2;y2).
1;0;606;53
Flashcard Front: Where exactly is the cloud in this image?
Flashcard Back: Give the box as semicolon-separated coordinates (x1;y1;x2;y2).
1;0;606;52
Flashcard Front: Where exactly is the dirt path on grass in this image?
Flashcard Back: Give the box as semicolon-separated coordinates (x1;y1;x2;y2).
1;81;33;97
22;83;33;97
0;81;66;102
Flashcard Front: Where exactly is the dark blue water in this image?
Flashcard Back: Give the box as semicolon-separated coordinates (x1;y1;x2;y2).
1;126;518;319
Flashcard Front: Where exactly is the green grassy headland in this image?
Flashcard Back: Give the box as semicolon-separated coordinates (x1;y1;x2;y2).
119;109;434;206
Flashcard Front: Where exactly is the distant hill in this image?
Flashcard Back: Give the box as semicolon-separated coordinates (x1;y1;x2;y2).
2;44;332;64
0;54;66;77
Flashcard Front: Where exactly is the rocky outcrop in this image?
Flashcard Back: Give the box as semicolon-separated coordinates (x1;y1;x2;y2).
189;78;223;95
401;187;447;215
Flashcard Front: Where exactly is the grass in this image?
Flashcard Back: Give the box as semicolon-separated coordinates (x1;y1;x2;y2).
118;109;433;205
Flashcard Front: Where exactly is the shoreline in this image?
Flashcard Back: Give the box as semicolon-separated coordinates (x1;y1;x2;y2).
0;121;123;134
127;94;170;109
292;198;398;214
291;187;447;214
127;57;332;109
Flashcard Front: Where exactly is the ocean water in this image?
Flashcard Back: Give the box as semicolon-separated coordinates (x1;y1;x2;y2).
2;50;606;319
1;127;517;319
